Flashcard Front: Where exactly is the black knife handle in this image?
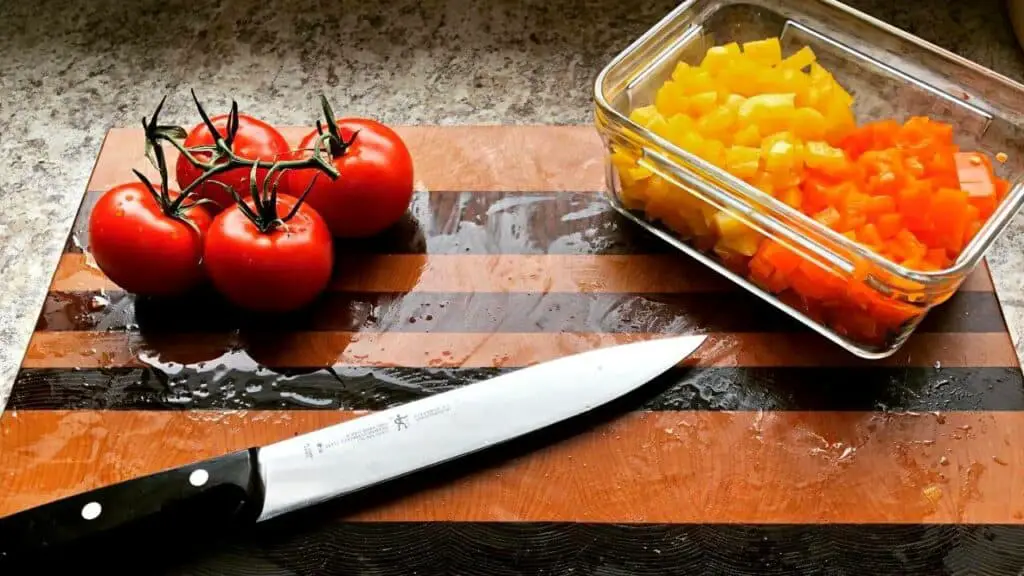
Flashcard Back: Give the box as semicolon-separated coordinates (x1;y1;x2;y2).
0;448;264;559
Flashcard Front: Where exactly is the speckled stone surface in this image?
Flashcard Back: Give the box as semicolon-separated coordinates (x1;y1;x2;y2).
1;0;1023;412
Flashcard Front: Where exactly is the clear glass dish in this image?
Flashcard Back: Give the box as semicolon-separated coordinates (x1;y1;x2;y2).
593;0;1024;358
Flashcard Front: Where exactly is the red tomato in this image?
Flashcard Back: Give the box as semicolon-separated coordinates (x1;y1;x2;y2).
175;113;291;212
88;182;212;296
203;194;334;313
285;118;414;238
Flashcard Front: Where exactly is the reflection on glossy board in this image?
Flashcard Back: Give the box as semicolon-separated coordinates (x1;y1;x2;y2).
2;125;1024;575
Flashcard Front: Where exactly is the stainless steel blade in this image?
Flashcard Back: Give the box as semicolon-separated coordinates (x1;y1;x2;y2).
255;334;706;521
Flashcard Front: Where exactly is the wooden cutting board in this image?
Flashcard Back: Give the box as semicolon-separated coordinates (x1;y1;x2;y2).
3;125;1024;574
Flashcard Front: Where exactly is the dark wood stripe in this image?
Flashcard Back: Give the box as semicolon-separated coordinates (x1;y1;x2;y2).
12;520;1024;573
54;252;736;293
34;289;1009;333
9;366;1023;412
3;410;1024;524
8;522;1024;575
66;190;666;256
152;523;1024;576
22;331;1019;369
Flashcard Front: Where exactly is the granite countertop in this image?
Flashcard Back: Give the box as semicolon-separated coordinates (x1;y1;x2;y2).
1;0;1022;412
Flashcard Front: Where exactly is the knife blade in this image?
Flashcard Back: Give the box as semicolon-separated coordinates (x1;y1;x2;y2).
0;334;705;555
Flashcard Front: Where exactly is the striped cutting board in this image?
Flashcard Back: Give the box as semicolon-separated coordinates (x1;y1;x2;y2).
3;126;1024;575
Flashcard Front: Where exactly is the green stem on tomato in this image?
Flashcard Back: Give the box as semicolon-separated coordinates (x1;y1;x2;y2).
219;158;320;234
282;172;321;222
317;93;360;157
137;89;349;235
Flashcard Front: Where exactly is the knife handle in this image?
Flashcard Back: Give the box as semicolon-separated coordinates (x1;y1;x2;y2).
0;448;264;557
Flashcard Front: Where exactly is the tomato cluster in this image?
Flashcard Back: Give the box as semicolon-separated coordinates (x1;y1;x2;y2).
88;92;415;313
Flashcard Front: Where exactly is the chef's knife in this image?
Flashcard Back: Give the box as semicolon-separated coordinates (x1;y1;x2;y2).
0;335;705;555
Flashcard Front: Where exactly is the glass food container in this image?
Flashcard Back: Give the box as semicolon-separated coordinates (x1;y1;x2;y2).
594;0;1024;358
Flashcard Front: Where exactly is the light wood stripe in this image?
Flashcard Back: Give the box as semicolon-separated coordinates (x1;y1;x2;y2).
2;409;1023;524
21;331;1019;369
87;126;606;193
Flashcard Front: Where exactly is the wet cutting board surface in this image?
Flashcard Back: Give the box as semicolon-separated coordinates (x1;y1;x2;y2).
4;125;1024;574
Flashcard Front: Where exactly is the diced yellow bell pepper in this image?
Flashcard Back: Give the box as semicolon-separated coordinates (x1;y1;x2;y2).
700;42;741;73
742;38;782;66
722;94;746;112
699;201;721;227
778;187;803;210
732;124;762;147
717;57;763;97
780;45;817;71
823;99;856;145
675;67;717;96
661;206;695;236
803;83;834;111
760;130;796;147
763;138;799;173
643;175;673;211
832;82;855;107
738;93;796;120
712;211;762;256
646;114;673;140
611;148;652;188
737;93;797;135
675;129;705;156
674;189;712;238
770;169;803;191
688;91;720;116
666;113;696;143
655;81;688;117
725;145;761;178
790;107;827;141
618;169;651;209
808;62;832;83
761;68;810;103
681;208;711;237
696;106;736;142
628;105;660;127
804;141;847;174
620;37;858;255
806;63;855;109
697;138;726;166
749;171;776;195
670;61;692;83
627;166;653;184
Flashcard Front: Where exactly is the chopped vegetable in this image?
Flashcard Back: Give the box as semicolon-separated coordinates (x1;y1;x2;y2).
613;36;1012;347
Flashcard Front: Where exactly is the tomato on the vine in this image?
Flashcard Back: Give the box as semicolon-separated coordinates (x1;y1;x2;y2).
285;104;414;238
175;112;291;212
203;194;334;313
88;181;212;297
